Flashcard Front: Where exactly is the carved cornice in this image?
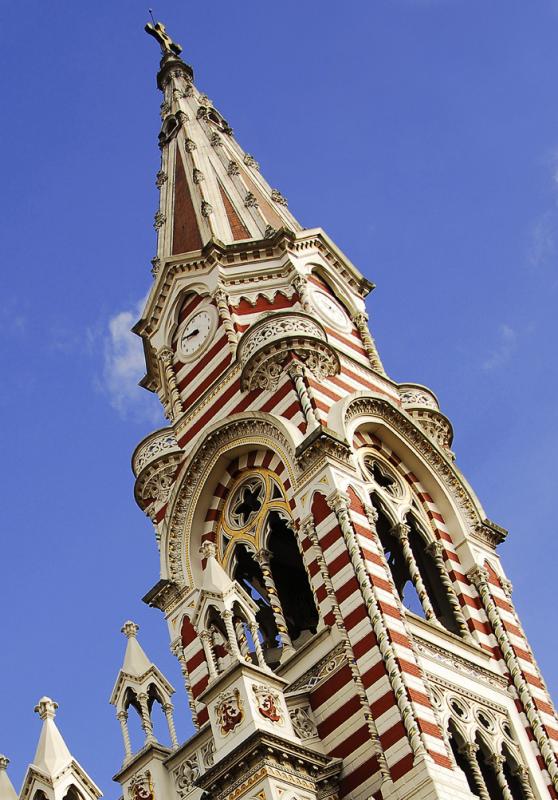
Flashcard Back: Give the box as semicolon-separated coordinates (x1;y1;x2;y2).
196;729;342;800
472;519;508;547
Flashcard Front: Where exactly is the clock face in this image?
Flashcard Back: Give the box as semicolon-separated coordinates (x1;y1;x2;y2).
178;308;215;360
310;287;350;330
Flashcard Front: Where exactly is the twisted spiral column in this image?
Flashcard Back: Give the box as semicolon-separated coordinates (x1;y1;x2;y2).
255;549;295;657
489;754;514;800
170;637;199;727
353;311;386;375
117;710;132;760
513;764;535;800
138;692;156;744
287;361;320;430
159;347;183;421
391;523;440;626
163;702;179;748
458;743;490;800
426;540;473;641
469;566;558;790
214;287;238;354
328;493;427;760
301;516;392;785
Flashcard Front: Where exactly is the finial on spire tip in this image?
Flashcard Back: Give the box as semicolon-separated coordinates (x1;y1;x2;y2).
121;620;139;639
34;697;58;721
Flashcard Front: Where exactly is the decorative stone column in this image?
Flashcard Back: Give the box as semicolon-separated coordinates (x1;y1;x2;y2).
287;360;320;430
458;743;490;800
255;549;295;657
117;710;133;760
468;565;558;790
489;754;514;800
391;523;440;627
353;311;386;375
159;347;183;420
222;609;243;660
163;702;179;748
512;764;535;800
301;516;392;786
170;637;199;726
327;492;427;760
214;287;238;354
426;540;473;642
138;691;156;744
199;629;219;680
248;621;267;668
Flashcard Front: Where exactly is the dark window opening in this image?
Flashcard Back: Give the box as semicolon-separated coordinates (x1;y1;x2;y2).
267;512;319;645
408;518;461;635
373;498;425;618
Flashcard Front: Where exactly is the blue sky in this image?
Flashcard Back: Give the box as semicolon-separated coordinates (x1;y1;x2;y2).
1;0;558;793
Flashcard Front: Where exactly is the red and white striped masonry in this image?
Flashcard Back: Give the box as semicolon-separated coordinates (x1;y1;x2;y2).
353;428;558;794
309;491;451;784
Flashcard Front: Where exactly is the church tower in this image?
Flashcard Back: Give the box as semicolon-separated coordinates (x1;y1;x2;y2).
120;19;558;800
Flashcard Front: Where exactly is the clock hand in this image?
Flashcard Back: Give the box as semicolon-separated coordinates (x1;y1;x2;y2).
183;328;200;339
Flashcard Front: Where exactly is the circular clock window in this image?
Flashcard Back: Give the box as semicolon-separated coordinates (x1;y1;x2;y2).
309;286;350;331
177;305;218;362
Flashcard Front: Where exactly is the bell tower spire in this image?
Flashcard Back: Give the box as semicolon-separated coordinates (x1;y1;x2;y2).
145;17;301;270
125;17;558;800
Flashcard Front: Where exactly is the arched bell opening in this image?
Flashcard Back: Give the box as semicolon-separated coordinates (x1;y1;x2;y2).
122;688;146;753
406;515;461;635
266;511;319;647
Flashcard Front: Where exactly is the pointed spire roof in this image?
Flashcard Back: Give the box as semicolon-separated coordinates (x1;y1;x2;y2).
120;621;153;677
0;756;18;800
146;19;302;260
200;542;235;595
110;622;175;709
31;698;72;778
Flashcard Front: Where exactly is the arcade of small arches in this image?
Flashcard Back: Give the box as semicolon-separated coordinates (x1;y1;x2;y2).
359;448;473;640
432;686;536;800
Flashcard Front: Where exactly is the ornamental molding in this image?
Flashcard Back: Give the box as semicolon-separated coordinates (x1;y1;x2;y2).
414;636;507;689
164;415;297;586
399;384;439;410
238;312;340;392
174;755;200;798
133;429;181;476
344;395;483;534
287;642;346;692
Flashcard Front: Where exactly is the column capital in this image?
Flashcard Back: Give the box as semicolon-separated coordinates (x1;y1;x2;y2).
426;540;444;558
254;548;271;567
467;565;489;588
390;521;411;541
326;490;351;514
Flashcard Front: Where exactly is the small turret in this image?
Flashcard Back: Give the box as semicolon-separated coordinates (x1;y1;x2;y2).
19;698;101;800
0;756;17;800
110;622;178;763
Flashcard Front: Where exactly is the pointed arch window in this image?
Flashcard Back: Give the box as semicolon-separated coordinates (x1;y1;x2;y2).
216;469;319;667
371;494;465;636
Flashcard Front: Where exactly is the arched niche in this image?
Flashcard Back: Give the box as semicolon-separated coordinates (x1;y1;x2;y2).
336;392;485;550
160;412;300;588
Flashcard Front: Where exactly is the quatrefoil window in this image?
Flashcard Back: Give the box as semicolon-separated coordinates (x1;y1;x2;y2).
229;478;264;528
218;470;292;568
363;455;402;498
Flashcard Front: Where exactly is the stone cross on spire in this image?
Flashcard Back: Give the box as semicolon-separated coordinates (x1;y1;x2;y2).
145;19;182;56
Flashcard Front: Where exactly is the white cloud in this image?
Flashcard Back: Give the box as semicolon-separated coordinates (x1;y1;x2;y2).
482;324;517;371
101;297;163;422
528;210;555;268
